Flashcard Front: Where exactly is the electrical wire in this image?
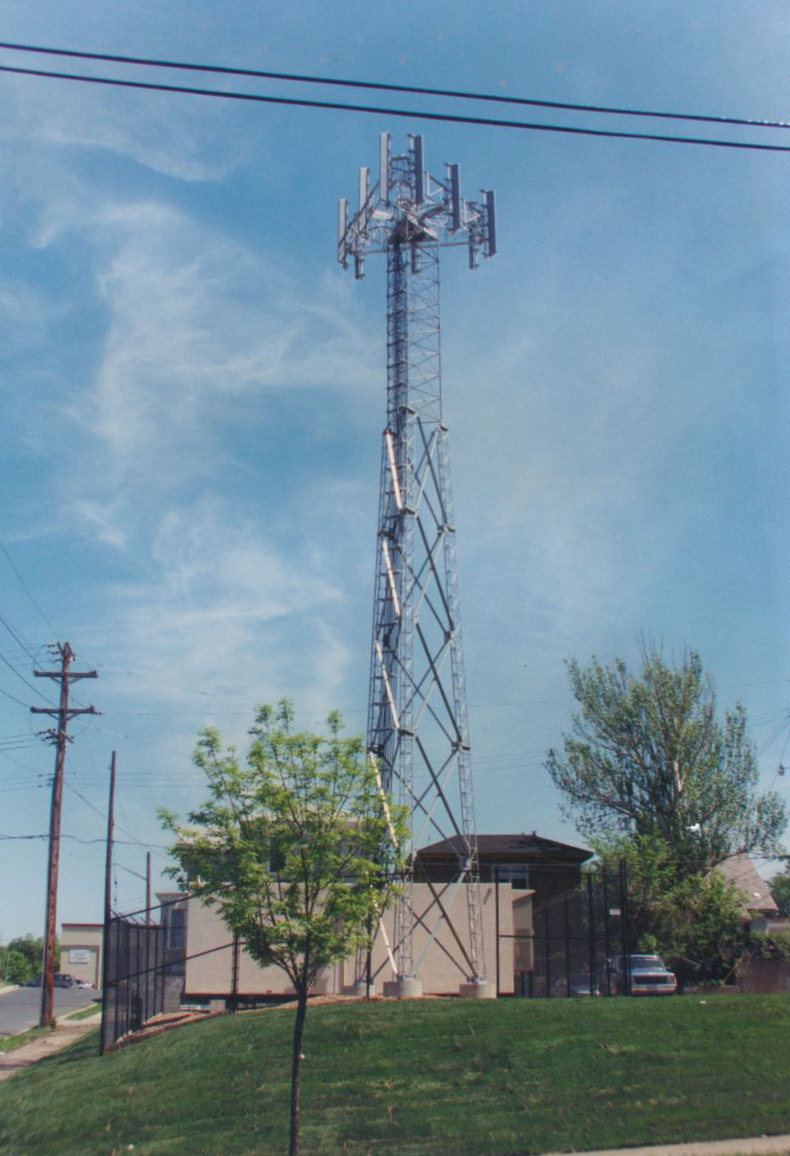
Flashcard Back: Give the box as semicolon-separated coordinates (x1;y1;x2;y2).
2;40;789;132
1;63;789;154
0;646;57;707
63;776;170;861
0;538;56;636
0;609;37;663
0;749;39;772
0;831;168;845
0;684;31;710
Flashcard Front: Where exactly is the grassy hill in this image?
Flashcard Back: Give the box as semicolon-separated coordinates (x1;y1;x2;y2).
1;995;789;1156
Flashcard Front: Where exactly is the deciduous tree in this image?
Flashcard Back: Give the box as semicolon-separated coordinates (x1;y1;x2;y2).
592;834;746;983
1;936;55;985
546;648;786;873
162;700;405;1156
768;860;790;916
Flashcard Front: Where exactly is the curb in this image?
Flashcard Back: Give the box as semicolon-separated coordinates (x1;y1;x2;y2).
537;1137;790;1156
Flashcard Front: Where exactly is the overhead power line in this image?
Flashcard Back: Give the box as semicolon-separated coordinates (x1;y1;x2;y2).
0;538;57;636
0;831;167;845
0;647;56;706
1;62;789;154
0;608;37;663
0;684;30;710
1;40;788;132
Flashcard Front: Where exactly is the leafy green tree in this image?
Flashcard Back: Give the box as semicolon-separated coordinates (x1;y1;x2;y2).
1;936;56;984
162;700;406;1156
593;834;746;983
547;648;786;874
3;950;32;985
768;861;790;916
745;929;790;963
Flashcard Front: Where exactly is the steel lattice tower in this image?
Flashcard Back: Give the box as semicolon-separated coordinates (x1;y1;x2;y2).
339;135;497;993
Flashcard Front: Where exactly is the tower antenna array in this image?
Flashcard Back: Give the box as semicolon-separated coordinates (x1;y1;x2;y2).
339;134;497;995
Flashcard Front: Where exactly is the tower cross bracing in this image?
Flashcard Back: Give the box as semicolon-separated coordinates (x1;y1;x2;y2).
339;135;497;991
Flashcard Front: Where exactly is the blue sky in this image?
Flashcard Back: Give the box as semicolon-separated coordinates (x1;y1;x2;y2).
2;0;790;941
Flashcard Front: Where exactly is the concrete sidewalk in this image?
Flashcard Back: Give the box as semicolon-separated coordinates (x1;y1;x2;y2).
538;1138;790;1156
0;1013;101;1081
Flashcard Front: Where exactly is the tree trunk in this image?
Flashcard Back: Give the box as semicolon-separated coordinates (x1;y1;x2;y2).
289;987;309;1156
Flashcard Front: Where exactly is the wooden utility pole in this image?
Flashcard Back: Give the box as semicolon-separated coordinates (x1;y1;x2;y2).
99;753;116;1056
31;643;98;1028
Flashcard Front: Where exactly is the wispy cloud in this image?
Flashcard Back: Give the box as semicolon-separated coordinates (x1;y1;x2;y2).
69;201;378;489
88;495;349;711
0;71;238;184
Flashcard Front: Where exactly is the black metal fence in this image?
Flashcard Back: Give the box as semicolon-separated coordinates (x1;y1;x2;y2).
100;901;186;1053
504;861;634;998
100;863;633;1050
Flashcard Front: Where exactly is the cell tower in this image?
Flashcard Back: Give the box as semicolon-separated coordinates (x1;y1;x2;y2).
338;134;497;996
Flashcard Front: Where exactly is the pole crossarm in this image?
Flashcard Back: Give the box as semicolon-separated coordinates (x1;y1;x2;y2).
31;705;100;715
339;135;497;990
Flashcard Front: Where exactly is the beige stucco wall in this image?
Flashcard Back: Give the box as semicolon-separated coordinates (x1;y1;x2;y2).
61;924;103;987
185;882;514;998
511;892;535;975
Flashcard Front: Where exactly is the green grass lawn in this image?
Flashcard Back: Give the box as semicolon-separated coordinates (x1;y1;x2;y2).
63;1002;102;1022
0;995;788;1156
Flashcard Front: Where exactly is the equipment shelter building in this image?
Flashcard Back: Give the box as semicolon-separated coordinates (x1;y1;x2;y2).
162;833;591;1004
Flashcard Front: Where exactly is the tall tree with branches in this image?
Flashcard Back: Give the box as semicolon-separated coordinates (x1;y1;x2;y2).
162;700;406;1156
546;648;786;874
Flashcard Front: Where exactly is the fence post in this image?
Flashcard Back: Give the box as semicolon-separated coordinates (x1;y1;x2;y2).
113;922;123;1044
134;922;142;1029
587;872;597;995
620;857;631;996
564;895;571;997
144;918;150;1025
100;917;111;1055
602;871;612;995
544;903;551;998
125;921;131;1036
231;934;240;1012
495;876;501;997
152;913;159;1018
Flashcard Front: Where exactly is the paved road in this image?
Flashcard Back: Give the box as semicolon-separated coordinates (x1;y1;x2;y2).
0;985;99;1038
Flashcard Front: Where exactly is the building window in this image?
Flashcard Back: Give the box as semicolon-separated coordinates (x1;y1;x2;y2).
496;864;529;890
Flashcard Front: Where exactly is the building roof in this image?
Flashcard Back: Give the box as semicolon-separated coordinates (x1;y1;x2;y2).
716;854;779;915
416;833;593;864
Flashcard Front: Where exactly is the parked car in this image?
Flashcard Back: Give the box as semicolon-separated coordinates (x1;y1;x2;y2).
23;975;42;987
53;973;75;988
601;954;677;995
551;970;601;997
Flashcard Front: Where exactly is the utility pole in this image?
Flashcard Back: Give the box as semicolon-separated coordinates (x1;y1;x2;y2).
31;642;98;1028
100;752;116;1055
